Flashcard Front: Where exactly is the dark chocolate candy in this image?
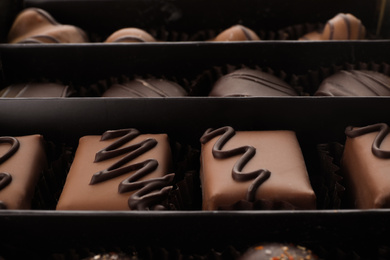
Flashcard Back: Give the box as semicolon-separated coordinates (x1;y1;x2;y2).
0;82;73;97
104;28;156;43
299;13;365;40
102;78;188;97
200;126;316;210
315;70;390;96
212;25;260;41
56;128;174;210
0;135;47;209
240;243;318;260
342;123;390;208
209;68;298;97
7;8;88;43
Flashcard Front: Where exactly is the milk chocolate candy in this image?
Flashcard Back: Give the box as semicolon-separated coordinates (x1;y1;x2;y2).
7;8;88;43
104;28;156;43
240;243;318;260
315;70;390;96
200;126;316;210
209;68;298;97
212;25;260;41
342;123;390;208
56;128;175;210
0;135;47;209
102;78;188;97
0;82;73;97
299;13;365;40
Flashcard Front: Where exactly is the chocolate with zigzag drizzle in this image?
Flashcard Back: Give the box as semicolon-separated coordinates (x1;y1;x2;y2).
0;135;47;209
200;126;316;210
56;129;174;210
342;123;390;208
209;68;298;97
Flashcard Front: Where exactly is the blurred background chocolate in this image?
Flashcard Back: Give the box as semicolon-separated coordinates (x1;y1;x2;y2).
212;25;260;41
239;243;318;260
104;27;156;43
209;68;298;97
102;78;188;97
7;7;88;43
314;70;390;96
299;13;366;40
0;82;74;97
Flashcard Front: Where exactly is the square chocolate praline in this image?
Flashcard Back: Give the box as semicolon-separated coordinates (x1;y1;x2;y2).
200;129;316;210
56;131;173;210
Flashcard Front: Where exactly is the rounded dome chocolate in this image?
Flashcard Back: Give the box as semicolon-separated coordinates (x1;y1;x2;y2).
240;243;318;260
212;25;260;41
315;70;390;96
209;68;297;97
104;28;156;43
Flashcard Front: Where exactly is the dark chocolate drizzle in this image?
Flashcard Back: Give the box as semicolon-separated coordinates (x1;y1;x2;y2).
345;123;390;158
200;126;271;202
90;128;174;210
240;26;253;40
0;136;20;210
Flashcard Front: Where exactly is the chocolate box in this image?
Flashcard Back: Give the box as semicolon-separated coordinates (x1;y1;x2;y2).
1;0;390;259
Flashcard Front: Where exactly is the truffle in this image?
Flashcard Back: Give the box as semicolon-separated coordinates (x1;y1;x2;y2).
212;25;260;41
315;70;390;96
104;28;156;43
342;123;390;208
0;82;74;97
56;128;175;210
299;13;365;40
240;243;318;260
209;68;298;97
102;78;188;97
0;135;47;209
7;8;88;43
199;126;316;210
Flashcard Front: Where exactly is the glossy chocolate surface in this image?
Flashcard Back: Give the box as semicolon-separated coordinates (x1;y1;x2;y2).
200;126;316;210
56;129;173;210
342;123;390;208
315;70;390;96
299;13;365;40
0;135;47;209
212;25;260;41
0;82;73;97
7;8;88;43
209;68;298;97
104;28;156;43
102;79;187;97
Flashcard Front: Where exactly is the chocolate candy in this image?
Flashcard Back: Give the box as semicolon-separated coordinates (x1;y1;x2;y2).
299;13;365;40
104;28;156;43
102;78;187;97
0;135;47;209
0;82;74;97
7;8;88;43
315;70;390;96
209;68;297;97
342;123;390;208
212;25;260;41
240;243;318;260
56;128;175;210
200;126;316;210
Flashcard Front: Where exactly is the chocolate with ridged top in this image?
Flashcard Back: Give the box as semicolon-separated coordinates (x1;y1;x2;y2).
0;135;47;209
212;25;260;41
7;8;88;43
240;243;318;260
342;123;390;208
104;28;156;43
315;70;390;96
102;78;188;97
200;126;316;210
0;82;74;97
299;13;365;40
56;128;174;210
209;68;298;97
